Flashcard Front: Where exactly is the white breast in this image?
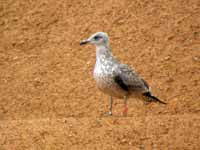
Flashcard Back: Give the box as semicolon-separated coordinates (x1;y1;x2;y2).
93;62;127;98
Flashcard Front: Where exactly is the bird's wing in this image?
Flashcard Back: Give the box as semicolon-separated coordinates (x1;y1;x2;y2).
114;64;149;92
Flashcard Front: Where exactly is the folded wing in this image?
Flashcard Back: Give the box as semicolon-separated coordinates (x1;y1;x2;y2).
114;64;149;93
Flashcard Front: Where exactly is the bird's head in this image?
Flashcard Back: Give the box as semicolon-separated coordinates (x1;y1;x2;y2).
80;32;109;47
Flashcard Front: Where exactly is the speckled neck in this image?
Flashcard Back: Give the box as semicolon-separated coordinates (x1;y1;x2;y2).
95;45;113;62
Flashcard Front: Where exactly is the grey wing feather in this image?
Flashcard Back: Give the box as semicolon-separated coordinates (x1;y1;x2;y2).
115;64;149;92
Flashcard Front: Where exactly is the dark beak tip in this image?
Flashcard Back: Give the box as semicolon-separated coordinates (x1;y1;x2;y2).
80;40;88;45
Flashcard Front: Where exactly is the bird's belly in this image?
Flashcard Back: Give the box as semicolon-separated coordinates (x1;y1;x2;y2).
94;74;127;98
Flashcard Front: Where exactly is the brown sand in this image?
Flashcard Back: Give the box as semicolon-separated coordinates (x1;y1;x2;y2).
0;0;200;149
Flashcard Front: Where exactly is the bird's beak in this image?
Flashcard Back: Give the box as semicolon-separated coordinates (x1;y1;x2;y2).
80;39;90;45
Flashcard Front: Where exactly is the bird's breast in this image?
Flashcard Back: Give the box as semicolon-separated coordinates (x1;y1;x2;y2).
93;64;113;88
93;63;127;98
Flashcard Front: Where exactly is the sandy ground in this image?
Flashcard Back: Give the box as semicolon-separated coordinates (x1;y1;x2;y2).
0;0;200;149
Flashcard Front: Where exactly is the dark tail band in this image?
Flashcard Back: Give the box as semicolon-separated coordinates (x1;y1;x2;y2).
143;92;167;105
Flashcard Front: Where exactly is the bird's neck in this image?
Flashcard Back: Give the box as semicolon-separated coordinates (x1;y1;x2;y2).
95;45;113;62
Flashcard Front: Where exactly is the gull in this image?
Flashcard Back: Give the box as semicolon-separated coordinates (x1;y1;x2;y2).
80;32;166;116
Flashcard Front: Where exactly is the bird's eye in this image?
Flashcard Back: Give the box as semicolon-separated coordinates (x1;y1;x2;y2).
94;36;101;40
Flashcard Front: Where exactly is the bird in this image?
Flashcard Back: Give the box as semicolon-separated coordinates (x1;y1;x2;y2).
80;32;166;116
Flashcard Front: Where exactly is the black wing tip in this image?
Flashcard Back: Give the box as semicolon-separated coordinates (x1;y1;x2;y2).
143;92;167;105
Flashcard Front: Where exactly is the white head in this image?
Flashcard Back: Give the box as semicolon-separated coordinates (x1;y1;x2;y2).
80;32;109;47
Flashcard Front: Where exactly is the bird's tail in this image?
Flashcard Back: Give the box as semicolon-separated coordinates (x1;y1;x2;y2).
143;92;167;104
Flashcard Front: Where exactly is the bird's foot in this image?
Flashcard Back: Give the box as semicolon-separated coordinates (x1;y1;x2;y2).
108;111;112;116
101;111;112;117
123;106;128;117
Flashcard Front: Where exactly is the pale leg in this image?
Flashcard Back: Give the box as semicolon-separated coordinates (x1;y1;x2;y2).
108;96;113;115
123;96;128;116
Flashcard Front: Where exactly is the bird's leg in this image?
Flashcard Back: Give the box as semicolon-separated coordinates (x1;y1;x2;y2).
108;96;113;116
123;96;128;116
